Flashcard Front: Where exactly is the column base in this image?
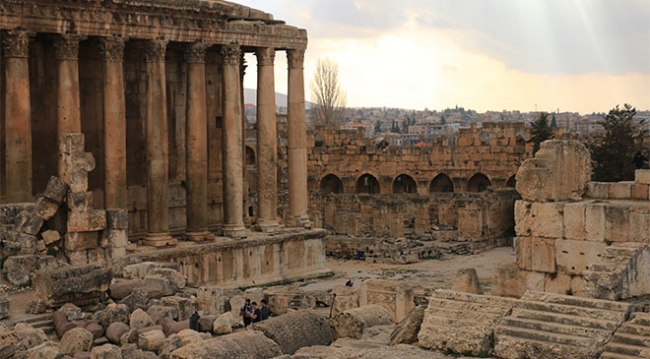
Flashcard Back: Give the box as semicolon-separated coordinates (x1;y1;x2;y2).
287;214;312;229
222;224;248;239
185;230;215;242
255;220;283;234
142;233;178;247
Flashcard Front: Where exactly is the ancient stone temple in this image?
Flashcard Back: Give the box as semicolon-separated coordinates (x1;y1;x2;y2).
0;0;329;288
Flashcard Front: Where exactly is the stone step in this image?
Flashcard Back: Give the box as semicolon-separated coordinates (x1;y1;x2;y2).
494;335;596;359
618;323;650;337
427;307;506;324
494;326;598;347
600;352;647;359
611;332;650;347
630;313;650;327
517;301;629;323
602;342;649;357
430;290;515;309
428;298;513;315
510;308;620;331
521;291;632;314
500;316;612;340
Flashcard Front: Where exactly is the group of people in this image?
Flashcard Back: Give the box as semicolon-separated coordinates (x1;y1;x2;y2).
240;298;270;328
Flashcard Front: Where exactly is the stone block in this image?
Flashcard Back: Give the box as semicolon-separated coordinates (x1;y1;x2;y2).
544;271;572;295
41;230;61;245
361;279;414;323
161;296;196;321
119;287;150;313
137;329;165;352
516;236;533;271
0;296;10;320
556;239;608;276
147;305;178;324
605;205;630;243
635;169;650;184
169;330;281;359
130;309;154;330
587;182;609;199
514;201;563;239
87;248;107;267
331;305;394;339
531;237;556;273
609;182;633;199
585;202;606;242
630;213;650;242
331;285;360;316
389;305;425;345
196;286;229;315
516;140;591;202
105;209;128;230
67;209;107;233
69;171;89;194
43;176;69;203
106;322;129;345
65;232;99;251
451;268;483;294
161;318;189;336
109;279;145;300
90;344;121;359
34;197;59;221
3;255;38;286
253;310;333;355
211;313;232;335
491;264;545;298
67;250;88;265
632;184;650;200
60;327;93;356
101;229;127;249
100;303;130;329
570;275;588;297
563;202;585;240
15;209;44;236
32;265;111;308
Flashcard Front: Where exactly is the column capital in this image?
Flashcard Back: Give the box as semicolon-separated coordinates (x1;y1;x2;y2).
54;34;86;60
287;49;305;70
141;39;168;63
221;43;241;66
185;42;209;64
256;47;275;67
1;31;31;58
99;37;126;62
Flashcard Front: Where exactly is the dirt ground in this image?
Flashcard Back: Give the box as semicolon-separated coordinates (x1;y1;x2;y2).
301;246;516;294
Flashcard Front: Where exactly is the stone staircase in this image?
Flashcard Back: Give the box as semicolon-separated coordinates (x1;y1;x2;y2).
583;242;650;301
417;289;516;356
494;291;632;359
601;312;650;358
11;313;55;336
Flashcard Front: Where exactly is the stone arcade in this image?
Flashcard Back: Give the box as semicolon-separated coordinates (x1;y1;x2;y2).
0;0;329;287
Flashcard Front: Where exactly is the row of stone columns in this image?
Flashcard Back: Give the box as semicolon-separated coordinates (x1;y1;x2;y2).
1;31;310;244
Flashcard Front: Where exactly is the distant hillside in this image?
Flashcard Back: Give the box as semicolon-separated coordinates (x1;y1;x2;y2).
244;88;312;109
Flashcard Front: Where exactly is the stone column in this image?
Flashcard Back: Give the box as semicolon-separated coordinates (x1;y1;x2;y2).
255;47;280;232
221;44;246;238
54;34;85;182
240;54;251;227
141;40;176;247
99;37;127;210
2;31;32;203
185;43;212;241
286;49;311;228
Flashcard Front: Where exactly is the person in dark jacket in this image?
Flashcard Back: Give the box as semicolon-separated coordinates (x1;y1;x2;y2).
633;151;648;170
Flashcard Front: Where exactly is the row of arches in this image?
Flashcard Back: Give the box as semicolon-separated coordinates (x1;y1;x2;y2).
321;173;516;195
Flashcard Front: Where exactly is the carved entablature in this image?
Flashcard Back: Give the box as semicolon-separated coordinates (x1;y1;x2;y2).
141;39;168;63
1;31;31;58
256;47;275;67
287;49;305;70
54;34;86;60
221;44;241;66
99;37;126;62
185;42;210;64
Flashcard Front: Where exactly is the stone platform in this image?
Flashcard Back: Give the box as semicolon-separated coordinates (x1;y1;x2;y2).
129;229;332;288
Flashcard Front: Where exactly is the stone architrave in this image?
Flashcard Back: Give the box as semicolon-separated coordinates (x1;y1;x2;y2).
100;36;128;209
54;34;85;182
2;31;33;202
140;40;176;247
360;279;414;323
221;43;246;238
515;140;591;202
286;49;311;228
184;42;212;242
255;47;280;233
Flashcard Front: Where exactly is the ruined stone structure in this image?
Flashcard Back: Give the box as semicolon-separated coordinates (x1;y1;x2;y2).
0;1;330;290
492;140;650;300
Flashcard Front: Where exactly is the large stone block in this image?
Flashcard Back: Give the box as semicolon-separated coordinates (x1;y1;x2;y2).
105;209;128;230
491;264;545;298
64;232;99;251
451;268;483;294
515;140;591;202
531;237;556;273
331;285;360;316
3;255;38;286
585;202;606;242
360;279;414;323
196;286;229;315
15;210;44;236
605;205;631;243
43;176;69;204
629;213;650;242
635;169;650;184
608;182;633;199
67;209;107;233
331;305;394;339
514;201;563;239
632;183;650;200
41;230;61;245
252;310;333;355
563;202;585;240
161;296;196;321
556;239;608;276
586;182;609;199
544;271;572;295
34;197;59;221
515;236;533;271
32;265;112;308
170;330;281;359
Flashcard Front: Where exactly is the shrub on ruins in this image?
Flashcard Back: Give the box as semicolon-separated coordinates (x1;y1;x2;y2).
528;112;554;155
590;104;644;182
310;57;346;129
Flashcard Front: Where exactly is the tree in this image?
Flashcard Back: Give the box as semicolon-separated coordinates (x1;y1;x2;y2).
440;115;446;125
528;112;554;155
550;113;557;128
591;104;643;182
374;120;382;134
309;57;346;128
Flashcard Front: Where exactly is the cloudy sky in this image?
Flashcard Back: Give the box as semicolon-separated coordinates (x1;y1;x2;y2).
237;0;650;114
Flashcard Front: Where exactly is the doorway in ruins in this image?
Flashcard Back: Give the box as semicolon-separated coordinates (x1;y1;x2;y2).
320;174;344;194
356;174;380;194
429;173;454;193
392;174;417;194
467;173;492;192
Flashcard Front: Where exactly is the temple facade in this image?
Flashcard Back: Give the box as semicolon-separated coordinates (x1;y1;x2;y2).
0;0;311;246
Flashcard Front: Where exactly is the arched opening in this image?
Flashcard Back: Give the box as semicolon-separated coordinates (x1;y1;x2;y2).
356;174;380;194
430;174;454;193
506;175;517;188
393;174;417;194
320;174;344;194
467;173;492;193
245;146;256;165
